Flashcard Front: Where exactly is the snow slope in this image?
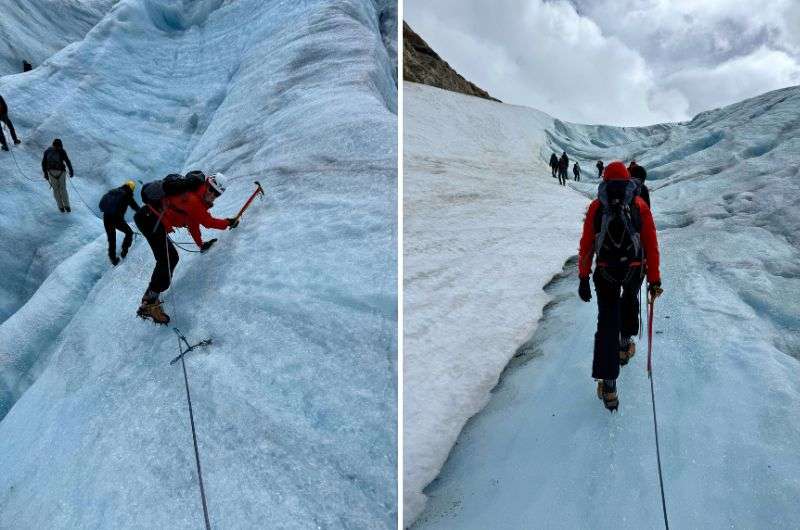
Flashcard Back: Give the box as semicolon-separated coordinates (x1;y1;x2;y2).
405;81;800;527
0;0;119;75
0;1;397;528
403;82;589;522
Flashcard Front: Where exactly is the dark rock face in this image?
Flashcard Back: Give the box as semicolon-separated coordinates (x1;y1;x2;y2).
403;22;500;102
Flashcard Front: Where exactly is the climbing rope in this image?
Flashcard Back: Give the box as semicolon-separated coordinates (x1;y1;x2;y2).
160;230;213;529
67;176;103;219
173;328;212;530
647;296;669;530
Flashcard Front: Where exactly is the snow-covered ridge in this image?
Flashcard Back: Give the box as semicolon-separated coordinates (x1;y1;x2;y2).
0;1;397;528
404;81;800;526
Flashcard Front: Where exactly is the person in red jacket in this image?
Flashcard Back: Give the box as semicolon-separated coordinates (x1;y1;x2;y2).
577;161;662;410
134;172;238;324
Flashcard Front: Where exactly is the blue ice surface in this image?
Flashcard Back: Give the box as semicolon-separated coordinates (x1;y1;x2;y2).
409;83;800;528
0;0;397;528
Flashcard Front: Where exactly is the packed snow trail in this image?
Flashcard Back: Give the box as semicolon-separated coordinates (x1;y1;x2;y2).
414;229;800;528
405;82;800;526
0;1;397;528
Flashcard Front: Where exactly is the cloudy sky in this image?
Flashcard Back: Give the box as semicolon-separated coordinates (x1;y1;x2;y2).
405;0;800;126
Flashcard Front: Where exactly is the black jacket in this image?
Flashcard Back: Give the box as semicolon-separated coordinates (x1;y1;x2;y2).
42;147;74;176
550;154;558;167
100;185;141;217
0;95;7;116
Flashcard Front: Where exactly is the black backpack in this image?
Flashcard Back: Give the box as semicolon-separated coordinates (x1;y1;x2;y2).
593;180;643;268
45;148;63;170
98;186;127;215
141;170;205;207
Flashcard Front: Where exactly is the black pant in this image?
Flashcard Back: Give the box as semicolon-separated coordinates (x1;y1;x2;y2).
551;165;557;177
0;113;18;147
134;208;178;296
592;267;644;380
103;214;133;259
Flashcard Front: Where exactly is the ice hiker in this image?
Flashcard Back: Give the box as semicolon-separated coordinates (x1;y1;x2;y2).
22;61;32;72
596;160;604;178
549;153;558;178
629;164;651;207
0;94;21;151
558;152;569;186
41;139;74;212
134;171;239;324
573;162;581;181
99;180;141;265
577;161;662;411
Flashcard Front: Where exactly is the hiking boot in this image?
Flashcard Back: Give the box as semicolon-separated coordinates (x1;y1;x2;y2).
137;299;170;325
597;380;618;411
65;206;71;212
620;337;636;366
13;139;20;145
1;145;7;152
110;256;120;266
120;246;129;259
59;207;65;213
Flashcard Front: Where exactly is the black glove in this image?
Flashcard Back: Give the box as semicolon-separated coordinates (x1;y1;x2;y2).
578;277;592;302
200;238;218;253
227;217;239;229
648;281;663;300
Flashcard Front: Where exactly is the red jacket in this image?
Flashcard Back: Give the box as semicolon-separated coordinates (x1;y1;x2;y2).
158;183;229;247
578;196;660;283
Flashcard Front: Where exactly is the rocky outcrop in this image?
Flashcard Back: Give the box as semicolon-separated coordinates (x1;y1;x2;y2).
403;22;500;102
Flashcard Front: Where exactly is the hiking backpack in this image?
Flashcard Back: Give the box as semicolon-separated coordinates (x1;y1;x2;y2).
45;148;63;170
141;170;205;207
593;180;643;269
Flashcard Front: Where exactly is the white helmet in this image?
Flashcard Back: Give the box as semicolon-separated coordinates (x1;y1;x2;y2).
206;172;226;195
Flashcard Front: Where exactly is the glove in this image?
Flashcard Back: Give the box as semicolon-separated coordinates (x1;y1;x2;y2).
200;238;218;253
227;217;239;229
578;277;592;302
648;281;663;300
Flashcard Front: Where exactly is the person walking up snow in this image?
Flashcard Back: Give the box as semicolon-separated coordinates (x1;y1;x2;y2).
573;162;581;181
549;153;558;178
577;161;662;411
596;160;604;178
558;152;569;186
134;171;238;324
99;180;140;265
0;94;21;151
41;139;74;212
629;164;651;207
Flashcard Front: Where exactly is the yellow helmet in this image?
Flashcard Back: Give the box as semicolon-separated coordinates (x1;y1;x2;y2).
125;180;136;191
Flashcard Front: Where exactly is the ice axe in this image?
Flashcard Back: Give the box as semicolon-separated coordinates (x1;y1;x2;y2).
233;181;264;223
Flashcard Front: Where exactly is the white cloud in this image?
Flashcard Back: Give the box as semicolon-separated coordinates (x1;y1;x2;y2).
405;0;800;125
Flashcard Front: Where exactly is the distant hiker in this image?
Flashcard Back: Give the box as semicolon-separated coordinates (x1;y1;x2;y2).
596;160;604;178
134;171;238;324
22;61;32;72
629;164;651;207
99;180;141;265
41;139;74;212
0;94;21;151
577;161;662;411
558;152;569;186
573;162;581;181
549;153;558;178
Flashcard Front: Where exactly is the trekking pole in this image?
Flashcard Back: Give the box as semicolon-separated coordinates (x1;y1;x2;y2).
233;181;264;222
647;295;669;530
